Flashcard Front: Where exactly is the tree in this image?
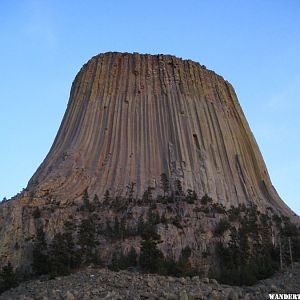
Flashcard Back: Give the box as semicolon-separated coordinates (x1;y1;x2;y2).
160;173;170;198
127;247;137;267
214;219;230;237
0;262;17;293
77;218;97;263
200;194;213;205
142;186;154;204
82;189;90;211
139;225;164;273
174;246;194;277
93;194;100;209
49;233;71;277
186;189;197;204
32;207;41;219
103;190;111;205
174;179;184;197
126;182;136;201
62;221;78;269
137;215;145;235
32;227;49;275
113;217;120;238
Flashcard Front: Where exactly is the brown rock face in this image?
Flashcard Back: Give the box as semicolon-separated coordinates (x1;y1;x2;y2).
0;52;296;270
29;52;290;214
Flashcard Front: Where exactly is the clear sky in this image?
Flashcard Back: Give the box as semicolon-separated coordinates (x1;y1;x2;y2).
0;0;299;214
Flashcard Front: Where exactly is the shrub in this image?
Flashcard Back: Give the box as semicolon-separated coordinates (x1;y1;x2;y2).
0;262;17;293
214;219;230;236
32;207;41;219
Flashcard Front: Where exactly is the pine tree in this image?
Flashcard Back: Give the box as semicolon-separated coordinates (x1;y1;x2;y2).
32;227;49;275
82;189;90;211
49;233;71;276
33;207;41;219
160;173;170;198
200;194;213;205
142;186;154;204
103;190;111;205
139;225;164;273
0;262;17;293
127;247;137;267
186;189;197;204
93;194;100;209
126;182;136;201
114;217;120;238
77;218;97;263
137;215;145;235
174;179;184;197
63;221;78;268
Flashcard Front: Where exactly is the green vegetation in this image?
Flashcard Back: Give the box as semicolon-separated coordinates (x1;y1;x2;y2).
32;207;41;219
0;262;17;293
139;224;164;273
32;227;49;275
160;173;170;198
9;174;298;287
215;204;300;285
109;247;137;271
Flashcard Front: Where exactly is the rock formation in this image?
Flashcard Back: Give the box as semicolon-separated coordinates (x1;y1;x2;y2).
0;52;298;272
28;52;291;213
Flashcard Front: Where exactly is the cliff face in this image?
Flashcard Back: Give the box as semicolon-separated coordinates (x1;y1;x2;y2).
28;52;290;213
0;52;297;270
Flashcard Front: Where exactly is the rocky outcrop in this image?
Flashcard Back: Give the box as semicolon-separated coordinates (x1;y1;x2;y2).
27;52;292;214
0;52;298;271
1;263;300;300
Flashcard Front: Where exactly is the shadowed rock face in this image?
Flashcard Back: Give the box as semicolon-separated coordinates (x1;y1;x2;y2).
28;52;290;214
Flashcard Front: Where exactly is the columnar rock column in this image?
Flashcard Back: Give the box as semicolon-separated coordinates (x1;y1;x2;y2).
28;52;291;214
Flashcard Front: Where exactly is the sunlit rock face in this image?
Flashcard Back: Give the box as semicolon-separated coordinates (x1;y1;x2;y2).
0;52;297;270
28;52;291;214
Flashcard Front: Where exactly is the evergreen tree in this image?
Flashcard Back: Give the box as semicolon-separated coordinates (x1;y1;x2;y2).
127;247;137;267
137;215;145;235
32;227;49;275
147;209;160;226
120;217;127;240
82;189;90;211
63;221;78;269
0;262;17;293
186;189;197;204
93;194;100;209
77;218;97;263
48;233;71;277
139;225;164;273
126;182;136;201
200;194;213;205
113;217;120;238
160;173;170;198
174;179;184;197
109;251;120;271
32;207;41;219
103;190;111;205
142;186;154;204
172;246;195;277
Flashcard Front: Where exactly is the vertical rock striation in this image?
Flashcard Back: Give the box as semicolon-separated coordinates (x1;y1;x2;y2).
0;52;298;271
27;52;291;214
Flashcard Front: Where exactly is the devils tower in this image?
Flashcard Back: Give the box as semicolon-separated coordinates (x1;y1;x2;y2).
28;52;290;214
0;52;298;281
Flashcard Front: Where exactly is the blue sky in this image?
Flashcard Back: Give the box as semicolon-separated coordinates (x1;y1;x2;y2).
0;0;299;214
